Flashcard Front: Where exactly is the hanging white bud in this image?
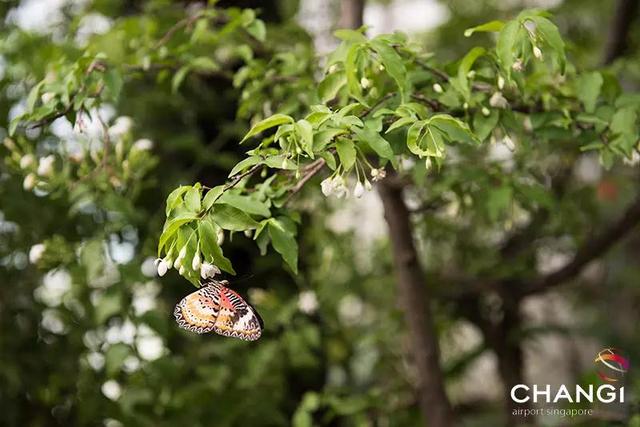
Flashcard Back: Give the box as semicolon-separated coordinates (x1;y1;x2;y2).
360;77;371;89
502;135;515;151
244;230;253;238
173;257;182;269
191;252;201;271
482;107;491;117
29;243;46;264
321;177;334;197
217;228;225;246
425;157;433;170
177;246;187;261
463;102;469;110
354;181;364;198
3;138;16;151
489;92;508;109
533;46;543;60
200;262;221;279
20;154;35;169
498;75;505;90
132;138;153;151
41;92;55;104
23;173;36;191
37;155;55;177
178;265;185;275
523;116;533;132
512;59;524;72
327;64;338;74
433;83;443;93
155;258;168;277
364;179;372;191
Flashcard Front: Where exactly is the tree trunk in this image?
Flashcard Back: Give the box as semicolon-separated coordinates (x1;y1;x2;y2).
603;0;640;64
378;180;455;427
339;0;365;29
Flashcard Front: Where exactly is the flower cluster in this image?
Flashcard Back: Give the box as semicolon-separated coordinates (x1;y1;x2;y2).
320;174;373;198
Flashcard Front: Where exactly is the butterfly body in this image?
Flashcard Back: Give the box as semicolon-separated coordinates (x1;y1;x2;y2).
174;280;263;341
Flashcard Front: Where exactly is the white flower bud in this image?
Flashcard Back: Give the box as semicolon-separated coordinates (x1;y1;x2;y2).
463;102;469;110
179;265;185;275
200;262;221;279
297;290;318;315
191;252;201;271
433;83;443;93
173;257;182;269
489;92;508;109
533;46;543;60
512;59;524;72
321;178;334;197
37;155;55;177
177;246;187;261
482;107;491;117
327;64;338;74
354;181;364;198
217;229;225;246
360;77;371;89
244;229;253;238
425;157;432;170
3;138;16;151
108;116;133;138
364;179;372;191
502;135;515;151
41;92;55;104
29;243;46;264
523;116;533;132
23;173;36;190
20;154;35;169
498;76;505;90
155;258;168;277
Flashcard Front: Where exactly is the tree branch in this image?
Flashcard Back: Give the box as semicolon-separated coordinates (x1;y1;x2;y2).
603;0;640;65
522;194;640;295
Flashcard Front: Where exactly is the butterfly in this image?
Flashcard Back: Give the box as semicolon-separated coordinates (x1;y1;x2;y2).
174;280;263;341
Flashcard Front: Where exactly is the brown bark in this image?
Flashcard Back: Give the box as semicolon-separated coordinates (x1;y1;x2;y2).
378;180;455;427
339;0;365;29
603;0;640;65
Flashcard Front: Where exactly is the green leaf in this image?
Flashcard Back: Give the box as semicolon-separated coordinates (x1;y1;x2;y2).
104;69;123;101
295;120;314;158
464;20;505;37
334;29;367;43
95;291;122;324
473;110;500;141
345;43;367;106
576;72;603;113
335;139;357;171
318;73;346;103
246;19;266;41
319;151;337;170
165;185;191;216
217;193;270;217
26;81;44;113
530;16;566;74
370;38;408;102
406;120;429;157
158;214;197;255
268;218;298;274
202;185;225;211
429;114;478;144
455;47;485;101
610;107;637;136
228;156;262;177
386;116;415;134
263;155;297;170
486;185;513;221
354;127;395;161
496;20;520;77
313;129;347;151
172;65;191;93
105;343;129;376
240;114;294;143
212;204;259;231
184;186;201;212
199;218;235;274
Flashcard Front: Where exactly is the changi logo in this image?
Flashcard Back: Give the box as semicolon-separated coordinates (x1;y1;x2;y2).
594;348;629;383
510;348;629;419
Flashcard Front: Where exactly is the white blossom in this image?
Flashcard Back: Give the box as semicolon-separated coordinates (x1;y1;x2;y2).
37;155;55;177
108;116;133;138
200;262;220;279
321;177;335;197
512;59;524;72
298;290;319;315
370;168;387;182
502;135;516;151
20;154;35;169
624;150;640;166
353;181;364;198
101;380;122;401
533;46;543;60
29;243;46;264
154;258;169;277
191;251;201;271
433;83;443;93
132;138;153;151
489;91;508;109
332;176;349;198
23;173;36;190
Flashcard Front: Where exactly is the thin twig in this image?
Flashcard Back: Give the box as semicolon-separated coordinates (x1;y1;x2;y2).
284;158;326;205
224;163;262;191
153;12;203;49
